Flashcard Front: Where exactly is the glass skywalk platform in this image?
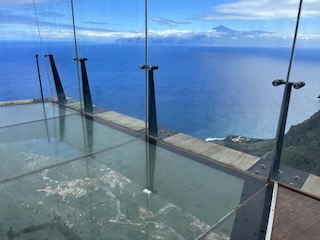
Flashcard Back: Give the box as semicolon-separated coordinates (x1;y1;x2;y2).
2;1;320;239
0;101;272;240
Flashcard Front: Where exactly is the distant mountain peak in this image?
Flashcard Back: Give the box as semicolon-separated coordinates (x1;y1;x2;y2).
212;25;272;36
212;25;236;33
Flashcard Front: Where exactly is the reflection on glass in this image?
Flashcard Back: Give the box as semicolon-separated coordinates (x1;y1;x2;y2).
2;0;320;238
148;1;301;139
72;0;145;118
271;0;320;197
0;0;46;101
195;184;272;240
0;103;138;182
0;135;267;239
0;103;77;128
0;101;268;239
33;0;79;102
2;0;318;185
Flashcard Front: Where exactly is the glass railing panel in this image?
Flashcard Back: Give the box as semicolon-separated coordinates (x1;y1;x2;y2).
148;1;301;177
0;2;47;101
271;0;320;197
199;184;272;240
33;0;80;102
71;0;145;117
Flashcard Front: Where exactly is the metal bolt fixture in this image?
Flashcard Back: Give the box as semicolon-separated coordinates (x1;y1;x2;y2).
293;175;300;181
270;80;305;179
260;164;266;169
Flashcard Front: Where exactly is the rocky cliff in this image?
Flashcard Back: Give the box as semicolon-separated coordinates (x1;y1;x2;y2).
214;109;320;175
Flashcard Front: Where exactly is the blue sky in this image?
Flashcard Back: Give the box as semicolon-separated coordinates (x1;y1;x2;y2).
1;0;320;46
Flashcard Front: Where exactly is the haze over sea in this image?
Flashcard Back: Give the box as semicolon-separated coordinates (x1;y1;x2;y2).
1;41;319;139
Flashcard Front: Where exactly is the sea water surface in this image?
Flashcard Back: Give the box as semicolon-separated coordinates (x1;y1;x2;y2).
1;41;319;139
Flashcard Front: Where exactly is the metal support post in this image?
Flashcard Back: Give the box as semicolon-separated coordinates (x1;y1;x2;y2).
74;57;93;113
45;54;67;103
140;65;159;137
148;66;158;136
35;54;44;101
270;80;305;180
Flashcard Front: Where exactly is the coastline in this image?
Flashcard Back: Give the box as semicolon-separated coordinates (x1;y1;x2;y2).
210;108;320;175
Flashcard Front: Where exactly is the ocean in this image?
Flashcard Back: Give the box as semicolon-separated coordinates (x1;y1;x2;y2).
1;41;319;139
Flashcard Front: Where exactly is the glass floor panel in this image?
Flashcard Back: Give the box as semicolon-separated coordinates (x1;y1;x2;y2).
199;184;272;240
0;103;77;128
0;103;270;240
0;105;140;182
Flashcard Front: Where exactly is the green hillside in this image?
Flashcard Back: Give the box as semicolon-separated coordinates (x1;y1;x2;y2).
214;109;320;175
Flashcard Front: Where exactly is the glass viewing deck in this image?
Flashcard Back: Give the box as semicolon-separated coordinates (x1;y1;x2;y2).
1;0;320;239
0;101;272;240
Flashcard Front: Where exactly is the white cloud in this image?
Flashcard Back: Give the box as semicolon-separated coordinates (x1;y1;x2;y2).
205;0;320;20
74;30;143;40
296;33;320;40
148;29;192;38
40;29;73;40
74;28;320;41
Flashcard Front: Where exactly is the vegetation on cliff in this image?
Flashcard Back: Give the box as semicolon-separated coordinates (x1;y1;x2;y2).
214;109;320;175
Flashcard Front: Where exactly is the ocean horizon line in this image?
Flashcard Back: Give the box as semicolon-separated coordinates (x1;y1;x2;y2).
1;39;320;50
